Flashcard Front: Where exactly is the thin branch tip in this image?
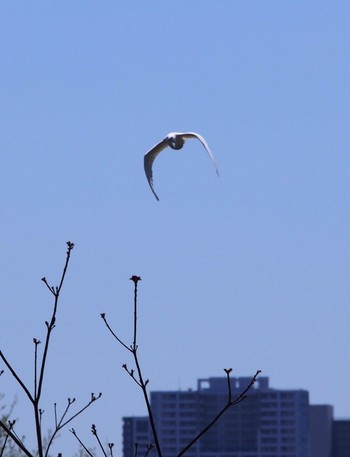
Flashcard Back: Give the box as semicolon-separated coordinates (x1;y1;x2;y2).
66;241;75;250
129;275;141;283
91;392;102;401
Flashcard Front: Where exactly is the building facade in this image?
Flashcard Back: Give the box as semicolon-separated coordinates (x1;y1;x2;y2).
123;416;150;457
309;405;334;457
123;376;310;457
332;420;350;457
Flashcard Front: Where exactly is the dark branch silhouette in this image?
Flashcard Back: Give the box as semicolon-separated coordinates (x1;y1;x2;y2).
101;276;162;457
101;276;261;457
0;242;101;457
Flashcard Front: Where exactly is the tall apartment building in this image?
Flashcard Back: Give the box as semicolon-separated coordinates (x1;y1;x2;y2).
309;405;333;457
332;420;350;457
123;376;310;457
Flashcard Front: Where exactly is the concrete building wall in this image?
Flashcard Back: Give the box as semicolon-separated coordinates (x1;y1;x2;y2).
309;404;333;457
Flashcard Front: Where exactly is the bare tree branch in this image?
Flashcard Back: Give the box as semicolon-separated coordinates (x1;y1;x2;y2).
0;420;33;457
0;242;99;457
100;314;131;353
0;351;34;404
102;276;163;457
91;424;108;457
70;428;95;457
45;394;102;457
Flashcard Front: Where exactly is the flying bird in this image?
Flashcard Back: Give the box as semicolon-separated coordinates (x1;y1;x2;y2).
144;132;219;201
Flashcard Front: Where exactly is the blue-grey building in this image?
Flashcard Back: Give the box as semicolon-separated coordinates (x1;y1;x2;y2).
309;404;333;457
123;376;310;457
332;420;350;457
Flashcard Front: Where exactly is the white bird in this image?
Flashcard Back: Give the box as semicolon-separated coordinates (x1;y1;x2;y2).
144;132;219;201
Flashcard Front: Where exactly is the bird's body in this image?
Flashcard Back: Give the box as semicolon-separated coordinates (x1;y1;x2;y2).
144;132;219;201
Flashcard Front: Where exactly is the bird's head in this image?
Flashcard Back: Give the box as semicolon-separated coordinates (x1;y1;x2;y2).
167;133;185;150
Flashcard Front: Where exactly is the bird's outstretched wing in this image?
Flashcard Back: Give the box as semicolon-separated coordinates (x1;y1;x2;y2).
144;138;169;201
181;132;219;176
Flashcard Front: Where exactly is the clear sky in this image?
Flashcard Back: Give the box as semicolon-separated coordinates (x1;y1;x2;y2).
1;1;349;455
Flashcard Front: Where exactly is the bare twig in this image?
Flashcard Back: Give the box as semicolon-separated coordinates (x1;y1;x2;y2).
37;242;75;402
45;393;102;457
57;394;102;430
33;338;41;398
91;424;108;457
0;420;15;457
101;276;163;457
0;351;34;403
0;420;32;457
54;403;58;429
144;443;155;457
34;241;75;457
70;429;95;457
131;276;140;353
100;314;131;352
108;442;114;457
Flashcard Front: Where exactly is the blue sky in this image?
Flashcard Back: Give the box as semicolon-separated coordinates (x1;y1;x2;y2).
1;1;349;455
